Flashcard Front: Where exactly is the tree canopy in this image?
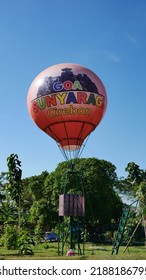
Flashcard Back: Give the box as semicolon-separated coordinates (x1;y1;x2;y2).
13;158;122;236
0;157;124;236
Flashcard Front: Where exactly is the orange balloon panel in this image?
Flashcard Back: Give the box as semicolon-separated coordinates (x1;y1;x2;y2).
27;63;107;150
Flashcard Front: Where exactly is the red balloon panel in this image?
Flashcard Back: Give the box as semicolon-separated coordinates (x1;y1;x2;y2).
45;121;95;150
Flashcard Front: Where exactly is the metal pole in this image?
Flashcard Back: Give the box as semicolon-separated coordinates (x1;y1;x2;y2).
70;216;73;249
123;217;142;253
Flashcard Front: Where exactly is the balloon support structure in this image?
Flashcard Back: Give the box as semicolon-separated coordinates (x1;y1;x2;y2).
111;200;142;255
58;164;85;256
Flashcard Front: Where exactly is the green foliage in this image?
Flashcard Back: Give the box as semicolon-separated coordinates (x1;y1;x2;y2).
2;154;146;252
0;201;18;224
22;158;123;233
136;182;146;204
117;162;146;199
43;242;49;249
55;158;123;226
27;171;49;201
1;157;124;240
118;163;146;221
57;217;77;249
34;224;43;244
1;225;18;250
17;230;34;255
125;162;143;185
7;154;22;205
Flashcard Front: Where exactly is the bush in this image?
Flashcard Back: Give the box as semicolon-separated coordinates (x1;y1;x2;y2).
34;225;43;244
1;225;18;250
17;230;34;255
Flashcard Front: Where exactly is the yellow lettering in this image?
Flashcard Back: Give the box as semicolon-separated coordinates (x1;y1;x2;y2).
62;108;70;114
47;108;56;117
47;105;92;118
56;93;67;105
96;96;103;106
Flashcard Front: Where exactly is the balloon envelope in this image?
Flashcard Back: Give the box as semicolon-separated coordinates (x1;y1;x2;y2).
27;63;107;151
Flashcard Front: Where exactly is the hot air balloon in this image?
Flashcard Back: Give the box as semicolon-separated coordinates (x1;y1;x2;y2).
27;63;107;160
27;63;107;255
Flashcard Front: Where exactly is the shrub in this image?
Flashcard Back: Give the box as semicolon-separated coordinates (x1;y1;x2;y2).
1;225;18;250
17;230;34;255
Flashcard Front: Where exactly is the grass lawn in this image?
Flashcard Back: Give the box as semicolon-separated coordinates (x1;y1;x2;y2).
0;243;146;260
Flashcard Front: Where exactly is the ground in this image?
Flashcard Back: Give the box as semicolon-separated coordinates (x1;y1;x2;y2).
0;243;146;260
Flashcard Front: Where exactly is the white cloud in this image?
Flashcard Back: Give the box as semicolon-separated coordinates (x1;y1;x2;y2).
126;33;137;44
72;46;121;63
99;50;121;63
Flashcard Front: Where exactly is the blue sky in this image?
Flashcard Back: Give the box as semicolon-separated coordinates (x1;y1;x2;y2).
0;0;146;179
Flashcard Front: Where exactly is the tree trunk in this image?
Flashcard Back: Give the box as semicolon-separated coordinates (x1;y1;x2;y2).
18;196;21;234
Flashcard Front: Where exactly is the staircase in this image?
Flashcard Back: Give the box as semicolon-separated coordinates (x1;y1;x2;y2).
111;206;130;255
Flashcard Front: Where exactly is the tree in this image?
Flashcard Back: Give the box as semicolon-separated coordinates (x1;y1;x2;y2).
7;154;22;232
117;162;146;199
52;158;123;231
7;154;22;204
117;162;146;243
0;172;19;233
24;171;58;235
21;158;123;238
125;162;143;185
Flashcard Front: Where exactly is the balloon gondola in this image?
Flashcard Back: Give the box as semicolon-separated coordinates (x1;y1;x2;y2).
27;63;107;161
